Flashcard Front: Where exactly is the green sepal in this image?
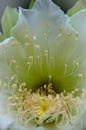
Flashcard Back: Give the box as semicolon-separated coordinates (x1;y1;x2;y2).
1;7;18;38
0;32;4;42
67;0;86;16
29;0;36;9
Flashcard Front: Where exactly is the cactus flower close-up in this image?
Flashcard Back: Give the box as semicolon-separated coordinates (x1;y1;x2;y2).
0;0;86;130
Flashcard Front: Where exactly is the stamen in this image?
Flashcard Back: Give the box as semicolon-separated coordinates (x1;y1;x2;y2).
7;84;85;127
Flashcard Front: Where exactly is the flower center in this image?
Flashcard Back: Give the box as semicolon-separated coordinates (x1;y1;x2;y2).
7;83;86;127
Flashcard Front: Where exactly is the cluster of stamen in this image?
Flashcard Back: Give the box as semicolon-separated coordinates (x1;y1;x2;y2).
8;83;85;127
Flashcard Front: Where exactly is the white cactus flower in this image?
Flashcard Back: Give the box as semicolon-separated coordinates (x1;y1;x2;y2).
0;0;86;130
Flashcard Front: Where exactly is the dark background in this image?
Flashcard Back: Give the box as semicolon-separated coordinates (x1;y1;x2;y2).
53;0;78;12
0;0;78;30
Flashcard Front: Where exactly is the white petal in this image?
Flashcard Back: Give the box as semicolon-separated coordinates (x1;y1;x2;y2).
0;115;28;130
70;9;86;45
11;0;78;62
6;0;82;92
0;37;16;80
0;115;13;129
11;0;69;45
70;9;86;78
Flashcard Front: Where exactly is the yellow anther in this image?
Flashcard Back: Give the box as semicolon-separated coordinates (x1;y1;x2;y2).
33;36;37;40
67;32;72;37
59;28;62;32
25;42;30;46
78;74;83;77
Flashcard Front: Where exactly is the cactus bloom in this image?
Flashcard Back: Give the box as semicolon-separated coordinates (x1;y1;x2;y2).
0;0;86;130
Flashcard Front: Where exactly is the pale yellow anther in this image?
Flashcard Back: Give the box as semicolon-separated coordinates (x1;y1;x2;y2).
27;62;30;65
11;60;16;63
2;45;7;49
57;33;62;37
44;85;47;89
67;32;72;37
0;80;2;85
65;64;68;67
34;44;40;49
18;88;23;92
11;83;17;89
5;76;9;80
75;88;79;92
16;65;19;69
11;76;15;80
3;83;7;86
24;29;29;33
78;74;83;77
43;33;47;36
46;23;50;29
75;33;79;37
75;33;79;40
37;55;40;59
17;42;21;45
33;36;37;40
25;34;29;38
49;75;52;79
50;57;54;60
59;28;62;32
28;56;33;59
45;50;48;53
76;62;79;66
21;82;26;86
45;50;48;56
12;42;17;47
25;42;30;46
49;75;52;84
